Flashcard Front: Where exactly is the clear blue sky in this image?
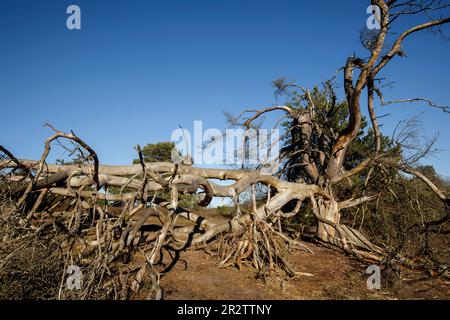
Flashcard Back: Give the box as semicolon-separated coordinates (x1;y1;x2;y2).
0;0;449;176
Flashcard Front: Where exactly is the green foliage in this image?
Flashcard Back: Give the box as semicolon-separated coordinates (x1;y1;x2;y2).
278;83;394;181
341;165;449;262
215;205;235;218
110;142;175;200
130;141;200;209
133;142;174;164
55;154;86;165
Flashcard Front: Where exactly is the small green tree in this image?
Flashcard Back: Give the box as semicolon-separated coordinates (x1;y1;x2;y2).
133;142;174;164
131;141;200;208
110;142;175;200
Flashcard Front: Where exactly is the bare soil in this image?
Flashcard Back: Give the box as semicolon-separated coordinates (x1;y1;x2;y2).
159;242;449;300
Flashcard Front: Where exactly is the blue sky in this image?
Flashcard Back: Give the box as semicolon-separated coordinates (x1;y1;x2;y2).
0;0;449;176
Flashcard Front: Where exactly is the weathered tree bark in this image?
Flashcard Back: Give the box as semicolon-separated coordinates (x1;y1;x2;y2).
314;196;340;244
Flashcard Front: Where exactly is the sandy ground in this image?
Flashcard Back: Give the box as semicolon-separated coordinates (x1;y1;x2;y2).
157;242;449;300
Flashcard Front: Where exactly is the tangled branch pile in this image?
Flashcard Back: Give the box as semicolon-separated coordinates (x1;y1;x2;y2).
1;119;448;299
0;127;344;299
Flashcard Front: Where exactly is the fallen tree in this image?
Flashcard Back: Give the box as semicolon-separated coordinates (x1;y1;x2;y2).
1;0;449;299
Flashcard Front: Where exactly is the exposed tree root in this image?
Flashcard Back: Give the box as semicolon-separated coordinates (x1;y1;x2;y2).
215;218;314;278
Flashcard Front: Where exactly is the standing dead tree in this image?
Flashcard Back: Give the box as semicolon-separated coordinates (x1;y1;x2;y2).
227;0;449;258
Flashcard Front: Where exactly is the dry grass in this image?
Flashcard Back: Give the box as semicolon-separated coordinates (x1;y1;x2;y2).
0;195;65;299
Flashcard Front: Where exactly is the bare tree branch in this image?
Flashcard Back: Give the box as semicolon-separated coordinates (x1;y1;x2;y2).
401;165;449;204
